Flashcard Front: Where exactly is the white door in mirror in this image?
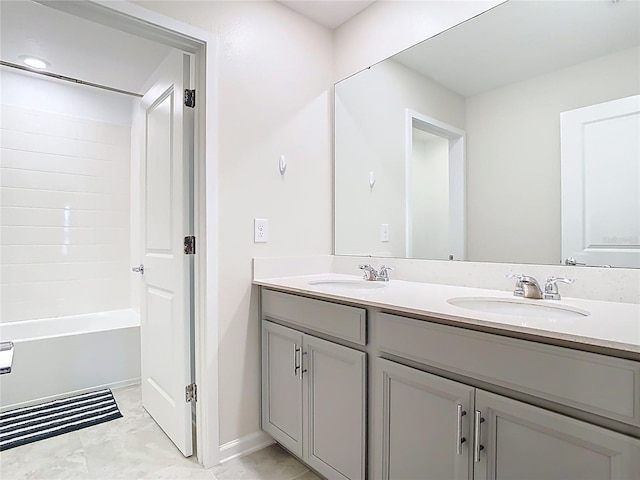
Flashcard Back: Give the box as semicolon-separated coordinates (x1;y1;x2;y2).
561;95;640;268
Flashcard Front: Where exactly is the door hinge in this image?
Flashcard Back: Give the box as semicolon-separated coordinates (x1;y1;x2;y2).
185;383;197;402
184;235;196;255
184;89;196;108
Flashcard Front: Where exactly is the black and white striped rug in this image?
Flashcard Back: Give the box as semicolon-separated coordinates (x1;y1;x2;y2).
0;388;122;451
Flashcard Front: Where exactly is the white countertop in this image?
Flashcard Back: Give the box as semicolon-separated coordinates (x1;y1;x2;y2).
254;274;640;355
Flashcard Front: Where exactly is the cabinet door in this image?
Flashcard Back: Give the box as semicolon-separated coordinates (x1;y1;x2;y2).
262;321;303;456
475;390;640;480
374;358;475;480
303;334;366;480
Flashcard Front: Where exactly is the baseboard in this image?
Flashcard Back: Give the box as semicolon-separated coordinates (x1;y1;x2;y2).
0;378;141;413
218;430;275;464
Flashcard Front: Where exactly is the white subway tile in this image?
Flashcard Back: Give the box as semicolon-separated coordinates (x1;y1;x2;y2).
1;261;126;285
1;105;132;322
0;149;128;178
1;278;130;322
1;129;110;160
1;226;128;246
1;244;121;264
0;168;126;195
1;187;128;211
1;207;127;228
99;124;131;146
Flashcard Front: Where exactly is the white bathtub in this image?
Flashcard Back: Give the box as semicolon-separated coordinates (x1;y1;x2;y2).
0;309;140;411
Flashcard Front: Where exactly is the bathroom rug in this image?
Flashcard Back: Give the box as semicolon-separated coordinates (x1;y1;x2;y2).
0;388;122;451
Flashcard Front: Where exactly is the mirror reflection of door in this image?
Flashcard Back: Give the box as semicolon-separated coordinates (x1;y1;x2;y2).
411;130;449;259
405;110;466;260
561;95;640;268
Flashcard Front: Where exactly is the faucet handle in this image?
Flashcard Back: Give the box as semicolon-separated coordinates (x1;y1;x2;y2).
378;265;394;281
504;274;525;297
544;276;574;300
504;274;524;279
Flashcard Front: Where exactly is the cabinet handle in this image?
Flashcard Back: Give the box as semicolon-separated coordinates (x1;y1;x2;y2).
299;351;307;379
293;344;300;377
456;404;466;455
474;410;485;463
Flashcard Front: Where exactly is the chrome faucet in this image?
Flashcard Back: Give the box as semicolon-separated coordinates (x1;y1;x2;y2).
543;276;574;300
359;264;378;281
520;276;543;299
506;274;575;300
358;264;394;282
505;274;543;299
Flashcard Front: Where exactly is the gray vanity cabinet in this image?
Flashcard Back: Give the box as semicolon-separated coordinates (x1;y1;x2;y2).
260;289;640;480
475;390;640;480
374;311;640;480
261;318;366;480
375;358;474;480
261;320;303;456
375;358;640;480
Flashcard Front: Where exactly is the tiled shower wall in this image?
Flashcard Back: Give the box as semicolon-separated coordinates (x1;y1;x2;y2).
0;72;133;322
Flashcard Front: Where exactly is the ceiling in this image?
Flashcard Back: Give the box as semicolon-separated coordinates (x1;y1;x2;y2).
392;0;640;97
277;1;376;29
0;0;375;94
0;0;172;94
6;0;633;100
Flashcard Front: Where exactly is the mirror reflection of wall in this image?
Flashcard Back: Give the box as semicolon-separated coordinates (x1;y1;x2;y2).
334;0;640;268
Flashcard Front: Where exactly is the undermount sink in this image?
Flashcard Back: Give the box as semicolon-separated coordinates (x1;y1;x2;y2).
307;280;386;291
447;297;589;320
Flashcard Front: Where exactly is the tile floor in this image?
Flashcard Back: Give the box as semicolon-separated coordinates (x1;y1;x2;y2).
0;385;321;480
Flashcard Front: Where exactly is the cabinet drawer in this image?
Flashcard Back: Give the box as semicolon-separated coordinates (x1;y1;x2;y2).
377;313;640;427
262;289;367;345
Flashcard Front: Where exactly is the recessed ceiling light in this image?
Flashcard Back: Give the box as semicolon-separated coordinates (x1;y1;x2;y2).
19;56;50;70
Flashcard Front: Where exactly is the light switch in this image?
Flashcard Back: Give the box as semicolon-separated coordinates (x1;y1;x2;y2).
381;224;390;242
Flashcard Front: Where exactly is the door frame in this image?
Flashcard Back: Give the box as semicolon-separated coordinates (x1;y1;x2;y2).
404;109;466;260
36;0;219;467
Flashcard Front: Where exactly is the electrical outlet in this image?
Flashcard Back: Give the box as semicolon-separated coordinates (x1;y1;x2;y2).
381;223;390;242
254;218;268;243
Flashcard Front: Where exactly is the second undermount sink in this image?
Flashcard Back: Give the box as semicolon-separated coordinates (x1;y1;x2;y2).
447;297;589;320
307;280;386;291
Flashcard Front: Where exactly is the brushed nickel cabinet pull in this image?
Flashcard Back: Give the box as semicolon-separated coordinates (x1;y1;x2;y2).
293;344;300;377
474;410;485;463
300;351;307;379
456;404;467;455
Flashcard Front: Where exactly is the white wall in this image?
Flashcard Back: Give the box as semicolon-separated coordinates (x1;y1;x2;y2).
335;59;465;257
465;46;640;264
0;70;133;323
133;0;333;447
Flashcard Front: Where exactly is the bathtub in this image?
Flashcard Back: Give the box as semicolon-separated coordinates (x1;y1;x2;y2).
0;309;140;411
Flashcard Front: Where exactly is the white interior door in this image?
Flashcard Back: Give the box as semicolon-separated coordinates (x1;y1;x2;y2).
561;95;640;268
139;50;194;456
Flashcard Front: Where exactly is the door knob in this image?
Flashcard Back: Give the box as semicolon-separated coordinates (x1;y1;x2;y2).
131;264;144;275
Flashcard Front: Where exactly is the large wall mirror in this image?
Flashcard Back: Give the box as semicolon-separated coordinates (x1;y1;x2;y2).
335;0;640;268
